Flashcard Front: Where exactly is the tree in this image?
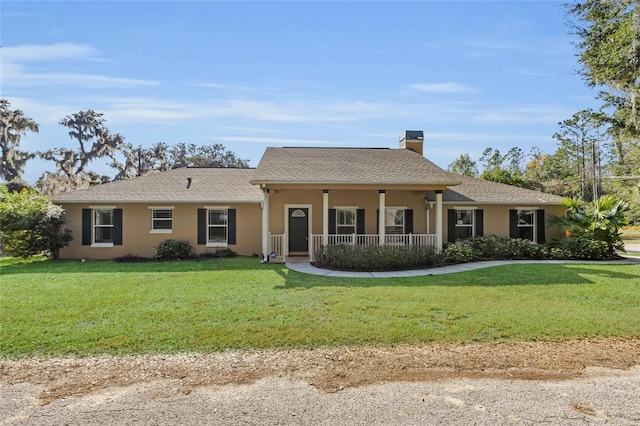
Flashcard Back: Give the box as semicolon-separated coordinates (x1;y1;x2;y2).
478;147;533;188
0;185;73;259
523;149;575;196
168;143;249;168
553;109;608;204
447;153;478;177
567;0;640;133
38;110;124;194
111;142;171;180
0;99;39;182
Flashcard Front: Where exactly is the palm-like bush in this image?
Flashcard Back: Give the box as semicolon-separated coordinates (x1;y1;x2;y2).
550;196;629;255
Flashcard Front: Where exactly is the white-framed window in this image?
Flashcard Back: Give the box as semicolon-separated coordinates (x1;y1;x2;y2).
336;208;356;235
150;207;173;233
93;209;114;246
517;209;535;241
207;208;228;246
455;209;474;240
385;208;404;235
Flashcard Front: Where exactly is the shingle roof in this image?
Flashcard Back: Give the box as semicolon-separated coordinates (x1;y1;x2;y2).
443;174;564;204
52;167;263;204
250;147;462;186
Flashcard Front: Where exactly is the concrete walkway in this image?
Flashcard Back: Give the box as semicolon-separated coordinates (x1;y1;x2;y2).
286;256;640;278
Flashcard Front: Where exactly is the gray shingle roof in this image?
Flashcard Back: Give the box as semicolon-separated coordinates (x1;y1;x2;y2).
443;174;564;204
250;147;462;186
52;167;263;204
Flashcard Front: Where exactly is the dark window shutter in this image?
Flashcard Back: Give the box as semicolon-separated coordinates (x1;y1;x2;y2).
228;209;237;245
404;209;413;234
356;209;365;234
197;208;206;245
447;209;456;242
475;209;484;237
82;209;92;245
536;209;546;244
113;209;123;245
509;209;518;238
328;209;336;234
376;209;380;233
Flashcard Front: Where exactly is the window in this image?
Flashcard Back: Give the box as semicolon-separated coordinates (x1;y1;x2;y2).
454;209;474;240
385;208;404;235
336;208;356;235
197;208;236;246
207;209;228;246
447;209;483;242
151;208;173;233
82;208;122;247
516;209;535;241
94;209;114;245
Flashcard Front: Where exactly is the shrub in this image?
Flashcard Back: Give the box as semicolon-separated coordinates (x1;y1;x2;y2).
114;253;150;263
444;243;476;264
545;237;612;260
154;239;195;261
314;244;444;271
197;248;237;259
445;236;544;262
0;186;73;259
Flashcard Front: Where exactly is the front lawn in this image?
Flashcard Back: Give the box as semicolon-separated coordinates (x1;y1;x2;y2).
1;256;639;358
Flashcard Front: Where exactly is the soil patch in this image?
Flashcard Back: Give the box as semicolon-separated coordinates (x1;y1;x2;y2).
1;338;638;405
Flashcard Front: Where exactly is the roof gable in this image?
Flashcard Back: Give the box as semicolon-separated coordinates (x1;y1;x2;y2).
250;147;462;186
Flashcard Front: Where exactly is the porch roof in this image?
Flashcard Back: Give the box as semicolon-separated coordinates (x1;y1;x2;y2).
53;167;263;204
250;147;462;187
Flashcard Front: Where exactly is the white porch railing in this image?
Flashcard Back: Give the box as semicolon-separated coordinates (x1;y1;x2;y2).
310;233;437;261
269;233;437;262
268;233;285;262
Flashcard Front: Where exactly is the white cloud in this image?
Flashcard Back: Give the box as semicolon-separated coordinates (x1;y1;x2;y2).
215;136;336;146
408;82;475;93
2;43;98;62
96;97;421;125
2;43;159;88
195;82;256;92
5;67;159;88
473;106;572;124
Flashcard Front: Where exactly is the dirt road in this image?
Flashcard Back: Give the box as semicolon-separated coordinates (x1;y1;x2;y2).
2;339;639;425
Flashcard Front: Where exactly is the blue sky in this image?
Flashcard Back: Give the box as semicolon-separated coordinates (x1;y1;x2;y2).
2;1;599;184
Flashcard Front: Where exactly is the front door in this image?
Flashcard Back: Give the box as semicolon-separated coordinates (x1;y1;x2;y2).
288;208;309;253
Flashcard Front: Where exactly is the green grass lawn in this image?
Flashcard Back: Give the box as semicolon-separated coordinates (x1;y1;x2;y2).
1;256;639;359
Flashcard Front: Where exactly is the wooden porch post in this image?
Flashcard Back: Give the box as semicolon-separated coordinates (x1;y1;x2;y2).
261;188;270;262
322;189;329;245
435;190;443;252
379;190;386;245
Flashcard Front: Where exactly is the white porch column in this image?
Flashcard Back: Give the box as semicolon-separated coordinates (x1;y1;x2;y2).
261;188;270;261
378;190;386;245
435;190;443;252
322;189;329;245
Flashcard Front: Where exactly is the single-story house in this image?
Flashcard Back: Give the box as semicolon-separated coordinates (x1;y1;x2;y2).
53;131;566;260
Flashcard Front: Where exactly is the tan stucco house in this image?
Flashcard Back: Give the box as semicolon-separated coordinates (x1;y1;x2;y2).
53;131;565;260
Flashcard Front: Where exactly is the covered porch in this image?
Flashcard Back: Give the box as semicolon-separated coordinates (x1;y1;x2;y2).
260;187;445;262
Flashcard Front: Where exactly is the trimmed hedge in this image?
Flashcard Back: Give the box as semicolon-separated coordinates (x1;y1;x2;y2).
315;236;619;271
314;244;444;272
444;236;544;264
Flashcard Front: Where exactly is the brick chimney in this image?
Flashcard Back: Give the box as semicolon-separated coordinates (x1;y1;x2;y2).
399;130;424;155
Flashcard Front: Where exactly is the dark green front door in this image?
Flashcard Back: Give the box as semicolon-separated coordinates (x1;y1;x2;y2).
288;208;308;252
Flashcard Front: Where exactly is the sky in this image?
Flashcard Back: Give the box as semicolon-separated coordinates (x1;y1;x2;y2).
1;0;600;184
